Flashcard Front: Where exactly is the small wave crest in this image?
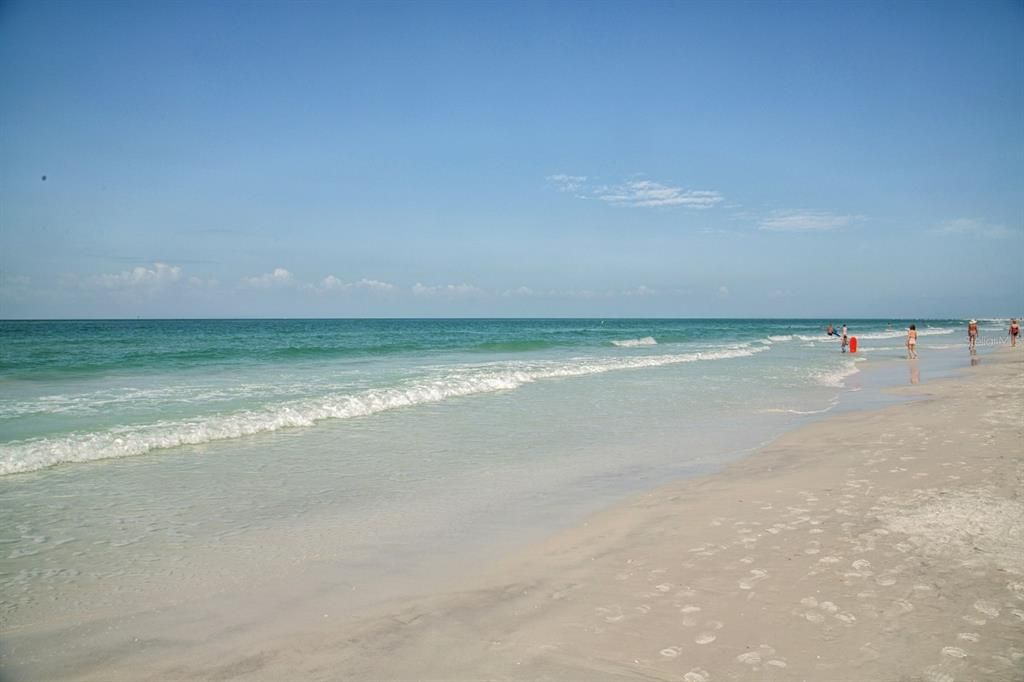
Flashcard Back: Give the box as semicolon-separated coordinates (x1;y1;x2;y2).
0;345;766;476
611;337;657;347
811;360;860;388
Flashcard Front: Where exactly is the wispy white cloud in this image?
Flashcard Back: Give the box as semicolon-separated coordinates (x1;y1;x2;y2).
313;276;396;294
547;174;723;209
0;274;32;299
94;262;183;289
936;218;1016;239
596;180;723;208
187;276;219;288
241;267;293;289
412;282;483;297
758;210;856;232
622;285;657;297
546;174;588;193
502;285;659;299
502;286;537;297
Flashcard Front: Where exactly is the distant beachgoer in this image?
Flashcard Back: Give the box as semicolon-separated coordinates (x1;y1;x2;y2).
841;324;848;352
1011;319;1020;347
826;324;835;337
968;319;978;352
907;324;918;359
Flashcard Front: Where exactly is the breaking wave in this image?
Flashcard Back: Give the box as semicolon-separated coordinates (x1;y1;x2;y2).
1;345;766;476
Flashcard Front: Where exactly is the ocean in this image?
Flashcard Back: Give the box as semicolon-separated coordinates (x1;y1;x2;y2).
0;318;1007;663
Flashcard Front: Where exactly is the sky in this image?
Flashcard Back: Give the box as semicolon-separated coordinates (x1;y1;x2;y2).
1;0;1022;319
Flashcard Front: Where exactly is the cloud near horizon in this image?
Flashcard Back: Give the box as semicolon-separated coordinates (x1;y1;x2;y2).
94;262;183;290
313;276;396;294
241;268;293;289
411;282;484;297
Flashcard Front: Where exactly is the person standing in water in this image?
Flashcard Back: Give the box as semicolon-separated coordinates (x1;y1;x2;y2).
841;323;848;353
1011;319;1020;347
968;319;978;353
906;324;918;359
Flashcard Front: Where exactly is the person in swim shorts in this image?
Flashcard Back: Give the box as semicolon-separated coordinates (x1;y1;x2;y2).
968;319;978;353
906;324;918;359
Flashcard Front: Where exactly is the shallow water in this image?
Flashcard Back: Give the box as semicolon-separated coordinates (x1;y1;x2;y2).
0;318;1008;674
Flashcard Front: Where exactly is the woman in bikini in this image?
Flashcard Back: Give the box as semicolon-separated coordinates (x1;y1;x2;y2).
906;324;918;359
1011;319;1020;348
968;319;978;353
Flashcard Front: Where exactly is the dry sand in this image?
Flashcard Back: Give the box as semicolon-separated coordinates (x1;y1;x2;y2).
18;350;1024;681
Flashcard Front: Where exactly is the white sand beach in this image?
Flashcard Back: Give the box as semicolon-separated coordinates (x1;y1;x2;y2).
6;350;1023;682
292;353;1024;682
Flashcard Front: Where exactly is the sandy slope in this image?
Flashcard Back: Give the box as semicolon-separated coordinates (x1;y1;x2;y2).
272;350;1022;682
17;351;1022;682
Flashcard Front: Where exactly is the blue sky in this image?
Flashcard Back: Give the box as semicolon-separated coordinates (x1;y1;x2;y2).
1;0;1021;318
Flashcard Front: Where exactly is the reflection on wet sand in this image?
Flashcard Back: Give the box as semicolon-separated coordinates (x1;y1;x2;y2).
909;360;920;385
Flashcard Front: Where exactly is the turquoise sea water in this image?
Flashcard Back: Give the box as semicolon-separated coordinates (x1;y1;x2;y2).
0;318;1009;676
0;318;994;475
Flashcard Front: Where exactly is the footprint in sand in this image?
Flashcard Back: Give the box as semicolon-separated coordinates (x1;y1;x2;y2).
680;605;702;614
941;646;967;659
922;666;955;682
875;573;898;586
973;600;1000;618
892;599;915;614
736;652;761;665
660;646;682;658
595;606;624;623
695;632;717;644
683;669;710;682
957;632;980;642
738;569;767;590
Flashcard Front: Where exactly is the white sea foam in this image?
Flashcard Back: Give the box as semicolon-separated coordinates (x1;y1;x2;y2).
757;404;836;416
811;361;860;388
611;336;657;347
0;345;767;476
766;335;793;342
795;327;956;343
850;327;956;340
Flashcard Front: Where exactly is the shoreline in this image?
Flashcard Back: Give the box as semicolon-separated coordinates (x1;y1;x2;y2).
5;347;1022;681
225;348;1021;681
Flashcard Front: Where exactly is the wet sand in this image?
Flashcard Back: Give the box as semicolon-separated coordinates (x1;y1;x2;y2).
9;350;1023;681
